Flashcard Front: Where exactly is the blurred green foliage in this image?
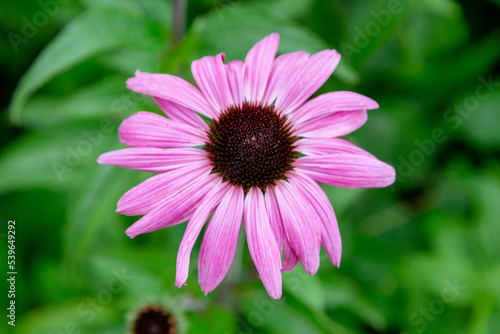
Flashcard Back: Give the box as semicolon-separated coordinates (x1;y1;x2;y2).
1;0;500;333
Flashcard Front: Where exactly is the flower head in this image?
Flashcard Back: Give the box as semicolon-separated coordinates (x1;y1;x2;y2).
132;305;177;334
98;33;395;299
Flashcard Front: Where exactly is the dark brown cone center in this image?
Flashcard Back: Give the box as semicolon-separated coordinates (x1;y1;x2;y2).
133;306;177;334
204;102;298;191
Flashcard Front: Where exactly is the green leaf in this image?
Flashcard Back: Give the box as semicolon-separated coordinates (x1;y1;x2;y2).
188;307;237;334
322;185;366;217
461;87;500;150
322;276;388;332
283;269;325;310
20;76;126;127
469;174;500;260
62;164;138;268
252;0;316;20
9;7;167;123
0;122;116;194
14;299;117;334
80;0;172;26
88;249;169;296
283;269;357;333
240;289;325;334
96;49;161;75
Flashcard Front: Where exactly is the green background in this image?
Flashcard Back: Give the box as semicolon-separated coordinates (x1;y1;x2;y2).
1;0;500;333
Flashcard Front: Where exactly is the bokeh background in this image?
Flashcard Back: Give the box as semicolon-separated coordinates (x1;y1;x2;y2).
1;0;500;333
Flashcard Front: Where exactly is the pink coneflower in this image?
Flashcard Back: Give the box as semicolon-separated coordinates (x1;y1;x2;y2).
98;33;395;299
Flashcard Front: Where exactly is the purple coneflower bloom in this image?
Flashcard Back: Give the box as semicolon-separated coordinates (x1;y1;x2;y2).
98;33;395;299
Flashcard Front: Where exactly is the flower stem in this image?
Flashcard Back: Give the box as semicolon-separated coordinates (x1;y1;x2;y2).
173;0;187;44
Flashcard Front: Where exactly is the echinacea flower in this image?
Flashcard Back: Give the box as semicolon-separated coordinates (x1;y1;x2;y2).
98;33;395;299
132;305;177;334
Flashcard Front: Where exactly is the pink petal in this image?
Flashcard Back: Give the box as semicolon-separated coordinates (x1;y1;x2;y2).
282;236;299;272
175;182;232;287
294;154;396;188
97;148;208;173
192;53;231;114
154;98;209;131
125;173;221;238
226;60;245;106
198;186;244;294
264;187;284;254
289;171;341;267
117;162;212;216
291;91;379;124
244;33;280;103
262;51;309;107
273;181;321;275
266;186;298;272
118;112;207;148
244;187;282;299
295;110;368;138
296;137;376;158
275;50;341;114
126;70;217;118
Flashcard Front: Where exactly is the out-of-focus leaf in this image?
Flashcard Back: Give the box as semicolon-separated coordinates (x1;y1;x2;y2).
97;49;161;75
283;269;325;310
399;254;474;307
89;249;169;296
20;76;126;127
398;29;500;94
357;201;412;237
342;0;416;67
469;174;500;260
14;299;117;334
80;0;172;26
9;7;166;123
252;0;316;20
240;289;326;334
0;122;116;194
322;186;366;217
283;269;359;333
188;306;237;334
63;163;139;267
322;276;387;332
461;87;500;150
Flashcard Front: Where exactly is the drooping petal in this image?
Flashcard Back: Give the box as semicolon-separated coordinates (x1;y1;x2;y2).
154;98;209;131
282;236;299;272
264;187;284;254
192;53;231;114
226;60;245;106
294;154;396;188
198;186;244;294
175;182;232;287
275;50;341;114
295;110;368;138
291;91;379;124
126;71;217;118
117;162;212;216
97;148;208;173
244;187;282;299
266;185;300;273
262;51;309;107
118;112;207;148
296;137;376;158
273;181;321;275
289;171;342;267
125;173;221;238
244;33;279;102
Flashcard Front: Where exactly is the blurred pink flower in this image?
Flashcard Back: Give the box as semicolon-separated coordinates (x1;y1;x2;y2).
98;33;395;299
